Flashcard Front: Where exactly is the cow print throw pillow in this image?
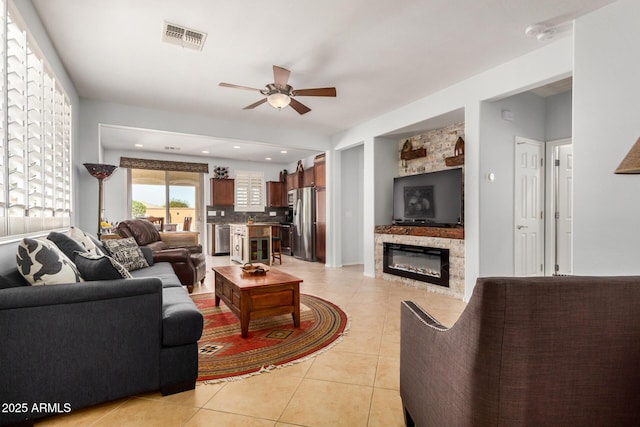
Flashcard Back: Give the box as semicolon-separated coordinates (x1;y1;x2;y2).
16;238;82;286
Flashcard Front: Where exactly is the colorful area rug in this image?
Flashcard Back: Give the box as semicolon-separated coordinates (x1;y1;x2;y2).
192;293;350;383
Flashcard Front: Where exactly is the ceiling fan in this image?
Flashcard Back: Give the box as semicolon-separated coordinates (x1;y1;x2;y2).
219;65;336;115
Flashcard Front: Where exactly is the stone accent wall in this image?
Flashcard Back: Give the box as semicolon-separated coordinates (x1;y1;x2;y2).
398;122;464;175
374;233;465;299
374;121;466;299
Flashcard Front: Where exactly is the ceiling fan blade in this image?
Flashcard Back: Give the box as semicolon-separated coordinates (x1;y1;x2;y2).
219;82;263;92
292;87;337;97
289;98;311;115
273;65;291;89
243;98;267;110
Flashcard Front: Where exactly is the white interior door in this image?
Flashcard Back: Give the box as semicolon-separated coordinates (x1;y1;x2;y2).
555;144;573;274
514;137;545;276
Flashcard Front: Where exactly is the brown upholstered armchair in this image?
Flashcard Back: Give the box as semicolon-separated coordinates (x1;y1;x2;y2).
400;276;640;427
117;219;206;293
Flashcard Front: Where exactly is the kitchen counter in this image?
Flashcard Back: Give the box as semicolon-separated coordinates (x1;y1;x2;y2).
230;222;280;226
229;224;272;265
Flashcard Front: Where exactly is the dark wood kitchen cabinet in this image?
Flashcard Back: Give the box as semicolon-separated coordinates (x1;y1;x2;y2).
315;187;326;262
303;166;315;187
266;181;286;207
314;155;326;187
314;154;326;263
210;178;234;206
286;172;302;190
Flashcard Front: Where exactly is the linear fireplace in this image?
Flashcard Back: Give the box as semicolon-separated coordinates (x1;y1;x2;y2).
383;243;449;287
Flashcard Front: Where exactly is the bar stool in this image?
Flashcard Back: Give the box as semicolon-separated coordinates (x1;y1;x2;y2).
272;236;282;264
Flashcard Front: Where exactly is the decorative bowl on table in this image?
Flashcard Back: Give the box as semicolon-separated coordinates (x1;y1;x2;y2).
242;263;269;275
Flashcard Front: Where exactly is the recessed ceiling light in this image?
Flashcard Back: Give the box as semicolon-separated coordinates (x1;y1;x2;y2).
280;150;288;154
134;144;143;148
233;145;241;149
265;157;272;161
202;150;209;154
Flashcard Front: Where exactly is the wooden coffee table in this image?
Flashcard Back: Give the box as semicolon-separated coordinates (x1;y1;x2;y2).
212;264;303;338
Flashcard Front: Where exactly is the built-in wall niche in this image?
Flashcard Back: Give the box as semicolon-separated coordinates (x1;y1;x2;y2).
379;121;466;298
398;122;465;175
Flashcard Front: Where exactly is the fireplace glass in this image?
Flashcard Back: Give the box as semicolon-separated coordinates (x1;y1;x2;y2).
383;243;449;287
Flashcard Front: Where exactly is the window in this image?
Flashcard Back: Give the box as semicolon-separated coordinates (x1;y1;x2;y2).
0;2;73;239
234;171;265;212
129;168;202;231
120;157;208;233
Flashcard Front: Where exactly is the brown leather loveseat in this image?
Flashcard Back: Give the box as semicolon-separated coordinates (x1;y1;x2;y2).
117;219;206;292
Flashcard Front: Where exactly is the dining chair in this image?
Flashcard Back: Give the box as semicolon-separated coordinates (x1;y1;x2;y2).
146;216;164;231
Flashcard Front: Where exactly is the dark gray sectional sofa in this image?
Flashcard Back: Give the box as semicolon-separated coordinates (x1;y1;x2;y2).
0;238;203;426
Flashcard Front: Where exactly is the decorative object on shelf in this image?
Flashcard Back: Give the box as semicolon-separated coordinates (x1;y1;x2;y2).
213;166;229;179
247;216;255;224
84;163;118;239
454;137;465;156
401;148;427;161
614;137;640;174
296;160;304;173
400;148;427;160
445;154;465;167
281;169;288;182
400;139;427;161
402;139;412;154
445;136;466;166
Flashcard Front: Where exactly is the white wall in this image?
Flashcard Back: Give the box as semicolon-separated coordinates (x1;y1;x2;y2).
374;138;398;226
545;90;572;141
479;92;546;276
340;144;364;265
331;37;573;299
573;0;640;274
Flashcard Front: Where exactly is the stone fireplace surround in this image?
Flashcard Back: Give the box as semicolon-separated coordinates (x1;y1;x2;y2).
375;226;465;299
375;122;466;299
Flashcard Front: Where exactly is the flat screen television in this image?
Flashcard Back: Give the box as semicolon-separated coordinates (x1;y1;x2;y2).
392;168;463;227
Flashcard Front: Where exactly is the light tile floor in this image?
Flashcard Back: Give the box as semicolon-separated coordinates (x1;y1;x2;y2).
37;255;466;427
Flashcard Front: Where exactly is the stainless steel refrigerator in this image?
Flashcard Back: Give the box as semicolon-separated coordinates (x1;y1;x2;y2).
291;187;316;261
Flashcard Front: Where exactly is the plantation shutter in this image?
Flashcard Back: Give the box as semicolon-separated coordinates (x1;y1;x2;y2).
234;171;264;212
1;5;73;238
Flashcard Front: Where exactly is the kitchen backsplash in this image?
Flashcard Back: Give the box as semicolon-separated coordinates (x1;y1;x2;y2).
206;206;290;224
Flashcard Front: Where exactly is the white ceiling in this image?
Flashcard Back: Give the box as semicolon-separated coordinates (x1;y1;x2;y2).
99;124;320;164
32;0;613;161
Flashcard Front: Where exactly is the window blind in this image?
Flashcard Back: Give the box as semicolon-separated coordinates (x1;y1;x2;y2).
234;171;264;212
1;3;73;238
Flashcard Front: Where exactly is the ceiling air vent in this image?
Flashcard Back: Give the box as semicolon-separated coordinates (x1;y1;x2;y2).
162;22;207;51
164;146;181;151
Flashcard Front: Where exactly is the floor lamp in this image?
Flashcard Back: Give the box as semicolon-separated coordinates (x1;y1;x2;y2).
615;137;640;174
84;163;118;238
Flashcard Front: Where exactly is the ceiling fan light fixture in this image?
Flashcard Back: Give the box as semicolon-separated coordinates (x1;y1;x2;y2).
267;92;291;109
